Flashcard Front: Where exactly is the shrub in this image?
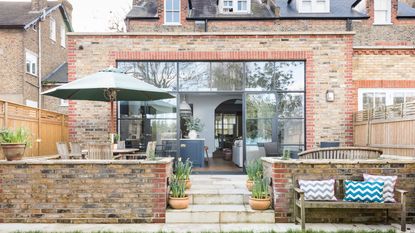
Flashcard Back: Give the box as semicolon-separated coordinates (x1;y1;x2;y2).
246;159;263;181
0;127;32;147
169;175;186;198
251;177;270;199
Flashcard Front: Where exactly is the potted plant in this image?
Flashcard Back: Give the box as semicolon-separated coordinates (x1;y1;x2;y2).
168;175;189;209
0;128;31;161
175;158;192;189
249;177;271;210
184;117;204;139
111;133;120;150
246;159;263;191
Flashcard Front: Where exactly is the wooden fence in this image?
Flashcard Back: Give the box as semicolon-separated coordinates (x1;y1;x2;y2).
354;102;415;157
0;99;68;158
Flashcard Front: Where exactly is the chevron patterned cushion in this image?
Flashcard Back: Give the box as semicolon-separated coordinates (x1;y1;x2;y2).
344;180;384;203
298;179;337;201
364;174;397;203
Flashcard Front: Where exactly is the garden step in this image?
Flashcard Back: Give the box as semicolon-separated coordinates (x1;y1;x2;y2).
166;204;274;224
188;192;250;205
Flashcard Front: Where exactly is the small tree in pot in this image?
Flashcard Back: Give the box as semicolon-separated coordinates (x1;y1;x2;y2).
0;128;31;161
246;159;263;191
168;175;189;209
249;177;271;210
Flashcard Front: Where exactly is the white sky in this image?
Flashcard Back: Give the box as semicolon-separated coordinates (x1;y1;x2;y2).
0;0;132;32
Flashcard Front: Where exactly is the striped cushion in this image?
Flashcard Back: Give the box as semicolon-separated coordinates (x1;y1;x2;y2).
364;174;397;203
298;179;337;201
344;180;384;203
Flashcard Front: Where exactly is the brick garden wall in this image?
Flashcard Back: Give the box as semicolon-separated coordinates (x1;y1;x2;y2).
0;158;173;223
262;158;415;224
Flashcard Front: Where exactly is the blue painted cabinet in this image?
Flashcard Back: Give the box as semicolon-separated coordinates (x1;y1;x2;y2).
180;139;205;168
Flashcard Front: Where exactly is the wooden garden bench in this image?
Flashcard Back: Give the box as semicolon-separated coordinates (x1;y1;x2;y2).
293;177;408;232
298;147;383;160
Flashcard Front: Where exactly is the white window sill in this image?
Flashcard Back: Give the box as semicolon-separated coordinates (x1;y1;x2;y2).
164;23;181;26
373;23;393;25
26;72;38;78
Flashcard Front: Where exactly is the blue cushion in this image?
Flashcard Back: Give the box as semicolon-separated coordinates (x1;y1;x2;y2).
343;180;384;203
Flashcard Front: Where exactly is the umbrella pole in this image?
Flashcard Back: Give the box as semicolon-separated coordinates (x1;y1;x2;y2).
110;100;115;134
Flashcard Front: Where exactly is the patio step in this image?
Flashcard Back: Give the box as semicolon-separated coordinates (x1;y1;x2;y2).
166;204;275;224
167;175;275;224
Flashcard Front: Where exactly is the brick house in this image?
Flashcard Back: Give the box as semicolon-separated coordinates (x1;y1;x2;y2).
0;0;72;113
68;0;415;170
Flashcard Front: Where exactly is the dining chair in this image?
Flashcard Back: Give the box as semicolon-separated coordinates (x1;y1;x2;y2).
117;141;126;149
87;143;113;160
56;142;70;159
264;142;280;157
69;142;83;159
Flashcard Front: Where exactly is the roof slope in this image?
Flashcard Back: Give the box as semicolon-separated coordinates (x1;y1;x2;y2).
126;0;158;19
398;1;415;18
276;0;368;19
0;1;66;29
188;0;274;19
42;63;68;84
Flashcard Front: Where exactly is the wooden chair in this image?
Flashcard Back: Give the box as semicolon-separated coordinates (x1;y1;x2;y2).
117;141;126;149
69;142;83;159
87;143;116;160
122;141;156;160
298;147;383;160
56;142;70;159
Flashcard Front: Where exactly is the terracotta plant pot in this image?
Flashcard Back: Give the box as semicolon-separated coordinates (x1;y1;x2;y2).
185;179;192;189
249;196;271;210
246;179;253;191
1;143;26;161
169;196;189;209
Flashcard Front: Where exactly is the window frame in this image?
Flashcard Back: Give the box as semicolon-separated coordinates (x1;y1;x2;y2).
60;25;66;48
219;0;251;14
164;0;181;25
50;17;56;41
25;50;38;77
358;88;415;110
297;0;330;13
373;0;392;25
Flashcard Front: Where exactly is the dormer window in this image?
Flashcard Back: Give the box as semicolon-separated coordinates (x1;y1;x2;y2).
374;0;392;24
220;0;251;13
298;0;330;13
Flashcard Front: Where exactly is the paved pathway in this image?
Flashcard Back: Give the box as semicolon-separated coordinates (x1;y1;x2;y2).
0;223;413;233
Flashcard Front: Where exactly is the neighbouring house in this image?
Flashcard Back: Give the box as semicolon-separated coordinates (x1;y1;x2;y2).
68;0;415;172
0;0;72;114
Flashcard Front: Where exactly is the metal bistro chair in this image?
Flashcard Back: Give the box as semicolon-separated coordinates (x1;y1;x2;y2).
87;143;119;160
264;142;280;157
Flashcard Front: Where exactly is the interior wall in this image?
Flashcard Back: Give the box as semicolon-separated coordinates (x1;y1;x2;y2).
186;94;242;157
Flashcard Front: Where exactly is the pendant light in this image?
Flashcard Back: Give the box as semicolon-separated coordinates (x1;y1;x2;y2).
180;95;192;116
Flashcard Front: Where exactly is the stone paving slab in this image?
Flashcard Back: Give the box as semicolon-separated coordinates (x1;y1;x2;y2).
0;223;413;233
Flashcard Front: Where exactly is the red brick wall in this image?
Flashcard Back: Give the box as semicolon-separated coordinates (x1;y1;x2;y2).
262;158;415;223
0;158;173;223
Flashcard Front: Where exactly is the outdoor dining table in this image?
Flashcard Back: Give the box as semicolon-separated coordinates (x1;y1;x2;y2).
81;148;141;157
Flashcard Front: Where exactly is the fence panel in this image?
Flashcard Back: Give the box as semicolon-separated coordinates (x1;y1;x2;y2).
354;102;415;158
0;99;68;158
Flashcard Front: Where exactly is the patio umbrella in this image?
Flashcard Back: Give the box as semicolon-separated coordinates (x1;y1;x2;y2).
42;68;174;133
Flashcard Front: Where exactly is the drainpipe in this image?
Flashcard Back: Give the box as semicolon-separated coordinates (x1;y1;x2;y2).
38;14;43;108
205;19;208;32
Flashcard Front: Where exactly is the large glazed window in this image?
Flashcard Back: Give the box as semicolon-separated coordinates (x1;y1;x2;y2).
165;0;180;25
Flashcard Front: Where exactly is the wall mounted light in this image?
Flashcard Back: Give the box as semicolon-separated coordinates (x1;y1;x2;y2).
326;90;335;102
180;95;192;116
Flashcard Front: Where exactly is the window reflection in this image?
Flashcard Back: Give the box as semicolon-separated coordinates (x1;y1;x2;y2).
179;62;210;91
211;62;243;91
